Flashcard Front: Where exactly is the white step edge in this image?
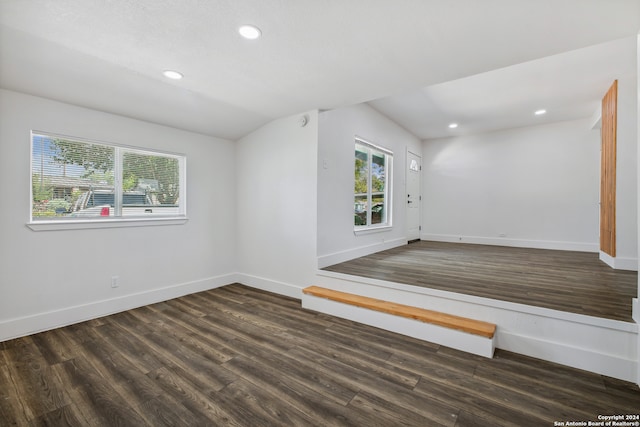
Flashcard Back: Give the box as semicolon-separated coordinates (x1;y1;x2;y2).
302;293;495;358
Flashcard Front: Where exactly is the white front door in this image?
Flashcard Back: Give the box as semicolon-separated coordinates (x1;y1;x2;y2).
406;151;421;241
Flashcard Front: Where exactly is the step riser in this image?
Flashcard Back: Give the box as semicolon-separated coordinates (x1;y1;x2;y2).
302;294;496;358
303;285;495;338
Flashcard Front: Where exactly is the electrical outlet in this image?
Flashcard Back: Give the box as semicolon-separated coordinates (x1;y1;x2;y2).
111;276;119;288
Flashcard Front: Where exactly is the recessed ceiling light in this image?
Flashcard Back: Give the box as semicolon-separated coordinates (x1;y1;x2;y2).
163;70;183;80
239;25;261;40
534;109;547;115
448;123;458;129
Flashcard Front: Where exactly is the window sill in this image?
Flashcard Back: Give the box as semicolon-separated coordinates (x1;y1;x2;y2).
27;216;188;231
354;225;392;236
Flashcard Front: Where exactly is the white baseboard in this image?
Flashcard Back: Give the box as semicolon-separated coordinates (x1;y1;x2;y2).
421;233;599;253
235;273;303;300
0;273;237;342
600;251;639;271
317;237;407;268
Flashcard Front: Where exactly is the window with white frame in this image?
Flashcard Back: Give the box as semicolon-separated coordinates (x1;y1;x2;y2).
354;138;392;229
31;132;186;223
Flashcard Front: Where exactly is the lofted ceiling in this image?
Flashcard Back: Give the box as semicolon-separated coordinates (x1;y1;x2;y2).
1;0;639;140
369;36;638;140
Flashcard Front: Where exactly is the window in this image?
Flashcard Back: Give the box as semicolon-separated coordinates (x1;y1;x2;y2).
354;138;392;229
31;132;186;225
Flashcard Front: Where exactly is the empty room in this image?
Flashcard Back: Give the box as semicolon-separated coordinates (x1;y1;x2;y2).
1;1;639;426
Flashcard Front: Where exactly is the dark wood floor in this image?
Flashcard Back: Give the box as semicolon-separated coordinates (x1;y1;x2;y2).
323;241;638;322
1;284;638;426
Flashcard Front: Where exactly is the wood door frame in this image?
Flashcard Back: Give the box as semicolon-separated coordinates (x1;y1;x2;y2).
600;80;617;257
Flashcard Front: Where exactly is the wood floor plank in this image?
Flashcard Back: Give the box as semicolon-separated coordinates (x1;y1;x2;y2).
134;392;213;427
92;323;165;375
157;293;291;355
454;409;507;427
290;329;422;390
165;297;208;318
283;314;397;361
223;355;369;426
0;364;31;426
288;345;462;425
414;375;549;427
29;330;77;366
243;307;398;367
201;306;295;354
385;350;478;383
485;350;607;391
2;337;71;422
207;285;258;305
128;307;238;362
416;370;591;424
1;284;639;426
474;351;640;414
349;390;455;427
82;345;164;406
146;365;239;425
231;293;337;331
27;404;89;427
57;321;101;348
216;378;325;427
472;362;630;417
145;331;237;389
604;375;640;401
143;303;238;344
153;318;237;365
193;292;301;337
56;357;149;426
49;363;114;427
227;335;359;405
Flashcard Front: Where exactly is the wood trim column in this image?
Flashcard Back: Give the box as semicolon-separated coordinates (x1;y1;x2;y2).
600;80;617;257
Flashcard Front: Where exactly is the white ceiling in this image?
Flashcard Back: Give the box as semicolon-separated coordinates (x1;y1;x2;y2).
1;0;639;140
370;36;638;139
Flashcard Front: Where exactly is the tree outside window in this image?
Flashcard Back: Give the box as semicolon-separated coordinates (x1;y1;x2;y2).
31;132;184;221
354;140;392;228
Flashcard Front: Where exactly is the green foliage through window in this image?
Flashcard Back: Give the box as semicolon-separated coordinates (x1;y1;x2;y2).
31;132;185;221
354;140;392;228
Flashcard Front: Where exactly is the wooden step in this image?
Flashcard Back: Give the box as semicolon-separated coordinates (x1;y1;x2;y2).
303;286;496;338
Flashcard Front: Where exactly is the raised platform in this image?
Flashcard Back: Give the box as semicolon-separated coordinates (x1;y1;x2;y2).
322;241;637;322
314;268;638;383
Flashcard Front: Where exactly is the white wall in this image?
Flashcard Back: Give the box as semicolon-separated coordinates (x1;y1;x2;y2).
317;103;422;267
235;111;318;297
615;69;639;269
0;90;237;340
421;118;602;252
635;31;640;386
